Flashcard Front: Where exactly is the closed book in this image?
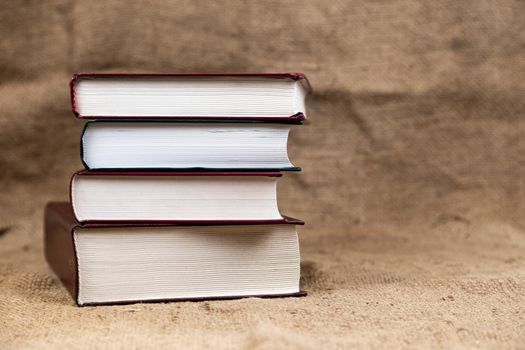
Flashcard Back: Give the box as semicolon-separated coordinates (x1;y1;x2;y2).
80;120;301;171
44;202;306;306
70;73;311;121
70;171;290;224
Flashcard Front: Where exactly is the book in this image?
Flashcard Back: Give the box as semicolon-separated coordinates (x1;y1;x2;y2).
45;202;305;306
70;171;286;223
70;73;311;120
81;121;300;171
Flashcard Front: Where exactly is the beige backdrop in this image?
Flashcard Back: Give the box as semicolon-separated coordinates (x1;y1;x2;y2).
1;1;524;348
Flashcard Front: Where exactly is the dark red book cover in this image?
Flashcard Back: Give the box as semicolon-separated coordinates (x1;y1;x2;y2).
44;202;306;306
70;72;311;122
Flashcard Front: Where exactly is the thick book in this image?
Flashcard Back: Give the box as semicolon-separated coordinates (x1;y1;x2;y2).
44;202;305;306
80;120;300;171
70;73;311;121
71;171;288;223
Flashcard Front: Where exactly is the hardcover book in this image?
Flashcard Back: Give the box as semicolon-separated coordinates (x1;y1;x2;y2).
80;121;300;171
70;171;288;223
70;73;311;121
45;202;305;306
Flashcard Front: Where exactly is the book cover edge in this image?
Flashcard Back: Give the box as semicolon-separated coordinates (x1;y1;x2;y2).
77;290;307;307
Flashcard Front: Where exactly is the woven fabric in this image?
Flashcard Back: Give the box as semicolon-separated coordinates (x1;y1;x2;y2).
0;1;524;348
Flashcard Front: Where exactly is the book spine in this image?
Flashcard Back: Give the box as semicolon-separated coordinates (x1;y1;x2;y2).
44;204;79;304
79;121;89;169
70;74;80;118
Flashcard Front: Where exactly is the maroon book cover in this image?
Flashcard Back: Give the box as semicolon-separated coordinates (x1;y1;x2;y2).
70;72;311;121
44;202;306;306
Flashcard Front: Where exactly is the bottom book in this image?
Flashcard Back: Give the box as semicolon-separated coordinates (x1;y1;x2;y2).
44;202;306;306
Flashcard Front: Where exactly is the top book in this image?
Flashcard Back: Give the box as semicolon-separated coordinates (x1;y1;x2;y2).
70;73;311;121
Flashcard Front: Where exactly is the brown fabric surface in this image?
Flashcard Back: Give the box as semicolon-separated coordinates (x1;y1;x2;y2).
1;1;524;348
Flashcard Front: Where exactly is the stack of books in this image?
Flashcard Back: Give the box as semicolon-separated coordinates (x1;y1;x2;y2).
44;73;311;306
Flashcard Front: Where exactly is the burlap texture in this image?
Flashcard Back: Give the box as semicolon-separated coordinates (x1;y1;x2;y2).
0;1;524;348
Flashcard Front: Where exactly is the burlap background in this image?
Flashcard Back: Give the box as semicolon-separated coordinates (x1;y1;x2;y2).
1;1;524;348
